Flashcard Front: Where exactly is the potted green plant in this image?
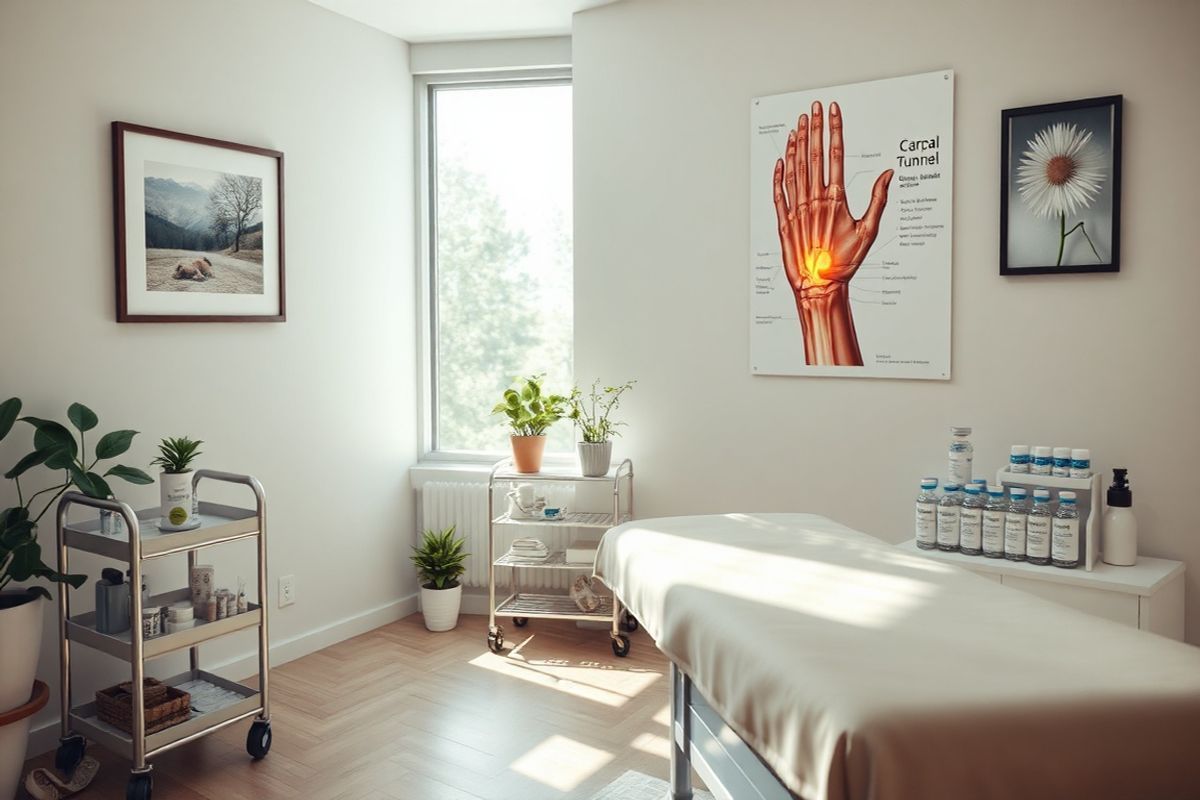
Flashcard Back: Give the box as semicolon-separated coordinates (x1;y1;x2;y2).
0;398;152;796
491;375;568;474
150;436;203;531
568;380;635;477
410;525;468;632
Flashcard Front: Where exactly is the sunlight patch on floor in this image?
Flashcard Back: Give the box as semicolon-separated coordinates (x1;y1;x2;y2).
510;734;614;792
631;731;672;759
469;648;661;708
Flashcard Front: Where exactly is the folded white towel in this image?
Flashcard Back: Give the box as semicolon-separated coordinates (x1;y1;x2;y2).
506;537;550;563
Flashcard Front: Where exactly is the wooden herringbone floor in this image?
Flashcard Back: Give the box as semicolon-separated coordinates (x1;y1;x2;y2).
22;613;690;799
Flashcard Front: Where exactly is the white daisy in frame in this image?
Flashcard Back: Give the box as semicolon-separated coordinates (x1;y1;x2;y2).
1015;122;1107;265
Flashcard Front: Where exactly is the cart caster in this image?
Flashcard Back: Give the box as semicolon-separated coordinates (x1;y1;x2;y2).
54;734;86;777
513;617;528;627
126;771;153;800
611;634;631;658
487;628;505;653
620;611;639;633
247;719;272;759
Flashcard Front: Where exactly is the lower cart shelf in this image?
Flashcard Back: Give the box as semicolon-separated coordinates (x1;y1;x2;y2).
68;670;261;758
496;591;613;620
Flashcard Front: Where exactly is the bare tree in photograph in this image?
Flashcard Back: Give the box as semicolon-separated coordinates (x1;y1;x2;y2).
208;174;262;253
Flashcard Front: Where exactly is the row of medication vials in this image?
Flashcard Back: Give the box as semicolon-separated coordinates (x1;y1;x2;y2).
914;479;1082;568
1009;445;1091;478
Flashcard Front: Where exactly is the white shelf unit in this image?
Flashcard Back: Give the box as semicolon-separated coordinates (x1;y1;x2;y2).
994;468;1102;570
53;470;273;799
486;458;635;657
897;539;1186;640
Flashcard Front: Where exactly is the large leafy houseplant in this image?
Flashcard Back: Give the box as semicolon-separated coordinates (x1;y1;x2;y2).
410;525;468;632
491;375;568;473
0;398;153;600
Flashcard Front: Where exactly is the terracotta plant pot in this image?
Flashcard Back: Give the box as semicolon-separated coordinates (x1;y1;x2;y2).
420;583;463;632
511;435;547;474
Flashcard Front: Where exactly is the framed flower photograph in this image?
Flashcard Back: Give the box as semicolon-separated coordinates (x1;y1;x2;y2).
1000;95;1122;275
113;121;285;321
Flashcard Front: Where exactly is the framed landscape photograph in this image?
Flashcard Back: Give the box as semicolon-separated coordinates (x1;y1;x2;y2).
113;121;285;321
1000;95;1122;275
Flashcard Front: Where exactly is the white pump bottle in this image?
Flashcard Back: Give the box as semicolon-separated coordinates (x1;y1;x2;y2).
1101;468;1137;566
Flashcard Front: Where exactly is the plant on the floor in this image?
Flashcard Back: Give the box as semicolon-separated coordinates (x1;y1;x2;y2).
491;375;568;473
411;525;468;590
0;398;153;782
568;380;635;477
411;525;469;632
1;398;153;599
150;435;204;531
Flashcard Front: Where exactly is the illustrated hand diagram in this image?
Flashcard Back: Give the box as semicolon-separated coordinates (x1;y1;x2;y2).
773;101;894;366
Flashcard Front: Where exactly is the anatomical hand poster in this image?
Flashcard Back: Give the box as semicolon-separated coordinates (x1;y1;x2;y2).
750;70;953;380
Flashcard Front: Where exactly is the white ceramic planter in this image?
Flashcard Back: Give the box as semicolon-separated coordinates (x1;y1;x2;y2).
159;470;198;531
0;680;48;800
0;591;43;713
577;441;613;477
421;584;462;632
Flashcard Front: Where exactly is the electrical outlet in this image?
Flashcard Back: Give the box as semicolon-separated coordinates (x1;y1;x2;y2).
278;574;295;608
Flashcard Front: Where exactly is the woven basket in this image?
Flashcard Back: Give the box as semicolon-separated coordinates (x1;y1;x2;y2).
96;679;190;735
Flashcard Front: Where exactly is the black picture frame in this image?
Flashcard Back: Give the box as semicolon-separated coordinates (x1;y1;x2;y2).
1000;95;1122;276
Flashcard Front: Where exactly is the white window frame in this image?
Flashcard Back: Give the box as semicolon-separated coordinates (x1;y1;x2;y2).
415;66;574;463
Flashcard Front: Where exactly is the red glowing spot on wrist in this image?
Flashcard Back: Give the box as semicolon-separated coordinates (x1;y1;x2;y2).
803;248;833;285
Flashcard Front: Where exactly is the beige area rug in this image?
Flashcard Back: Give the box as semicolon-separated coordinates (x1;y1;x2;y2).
590;769;714;800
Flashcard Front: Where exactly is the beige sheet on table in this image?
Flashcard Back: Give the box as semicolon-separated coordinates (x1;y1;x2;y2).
594;513;1200;800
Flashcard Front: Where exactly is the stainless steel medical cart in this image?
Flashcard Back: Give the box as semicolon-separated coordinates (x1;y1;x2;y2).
486;458;636;657
53;470;271;800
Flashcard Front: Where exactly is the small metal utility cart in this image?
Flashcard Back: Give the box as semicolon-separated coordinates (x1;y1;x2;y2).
487;458;636;657
53;470;271;800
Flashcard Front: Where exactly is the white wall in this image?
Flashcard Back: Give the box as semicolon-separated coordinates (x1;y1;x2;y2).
572;0;1200;643
0;0;417;742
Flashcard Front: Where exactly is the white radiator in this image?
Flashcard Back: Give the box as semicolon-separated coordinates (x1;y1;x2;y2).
420;481;583;590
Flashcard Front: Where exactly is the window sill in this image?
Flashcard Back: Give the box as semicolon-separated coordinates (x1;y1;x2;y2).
410;452;580;488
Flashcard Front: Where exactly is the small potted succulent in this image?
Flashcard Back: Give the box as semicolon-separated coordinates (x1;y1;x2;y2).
151;436;203;531
411;525;468;632
491;375;568;474
569;380;635;477
0;399;152;797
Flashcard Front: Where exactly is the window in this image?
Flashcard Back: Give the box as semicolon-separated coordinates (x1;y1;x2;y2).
425;76;574;455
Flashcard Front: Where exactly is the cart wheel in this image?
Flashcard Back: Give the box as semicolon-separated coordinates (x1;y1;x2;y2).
54;734;86;777
126;771;153;800
513;617;528;628
247;719;272;759
620;611;639;633
487;629;505;653
612;634;631;658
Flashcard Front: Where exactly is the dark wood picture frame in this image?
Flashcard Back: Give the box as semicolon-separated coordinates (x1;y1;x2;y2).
1000;95;1122;276
113;121;286;322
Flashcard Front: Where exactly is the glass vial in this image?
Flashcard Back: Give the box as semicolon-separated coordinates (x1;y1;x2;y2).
948;427;973;487
1026;489;1053;565
982;485;1007;558
936;483;962;552
1004;487;1029;562
1069;449;1091;479
1052;447;1072;478
1031;446;1053;476
1051;490;1081;568
1009;445;1030;474
915;477;939;550
959;484;985;555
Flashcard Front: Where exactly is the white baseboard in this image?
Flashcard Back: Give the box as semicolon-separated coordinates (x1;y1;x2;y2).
26;593;418;758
